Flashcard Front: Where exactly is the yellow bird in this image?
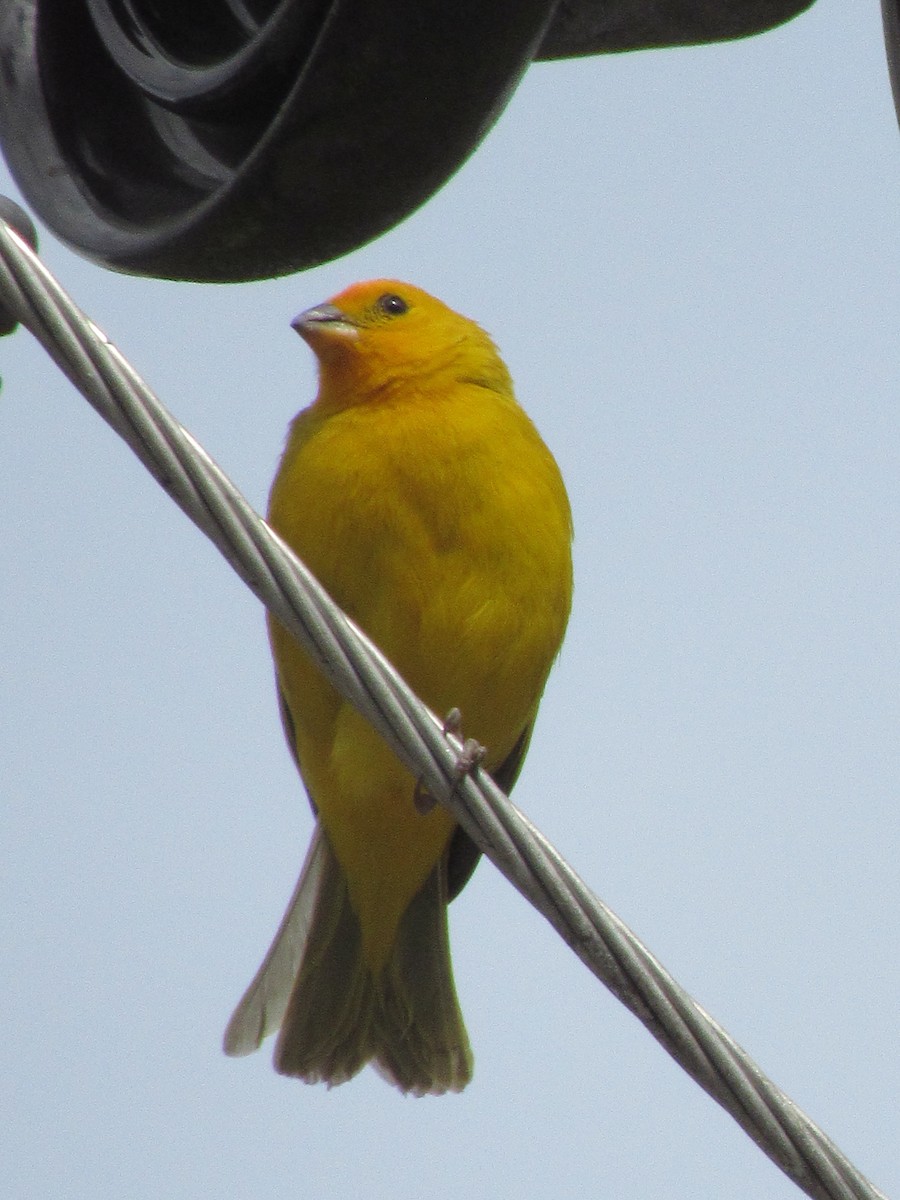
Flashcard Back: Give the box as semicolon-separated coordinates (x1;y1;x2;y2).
224;281;573;1094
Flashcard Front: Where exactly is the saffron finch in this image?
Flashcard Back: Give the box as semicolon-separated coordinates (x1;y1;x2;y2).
224;281;573;1094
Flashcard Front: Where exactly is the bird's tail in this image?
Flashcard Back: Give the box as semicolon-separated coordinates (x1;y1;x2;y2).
223;824;472;1095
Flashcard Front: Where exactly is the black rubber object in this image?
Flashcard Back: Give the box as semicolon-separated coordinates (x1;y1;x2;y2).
0;195;38;335
0;1;814;283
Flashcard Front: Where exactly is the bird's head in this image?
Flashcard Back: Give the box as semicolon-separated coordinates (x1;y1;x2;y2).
292;280;512;409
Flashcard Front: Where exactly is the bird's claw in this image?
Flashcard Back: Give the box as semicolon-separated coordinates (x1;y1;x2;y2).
442;707;463;736
444;707;486;782
453;737;487;780
413;712;486;814
413;778;437;815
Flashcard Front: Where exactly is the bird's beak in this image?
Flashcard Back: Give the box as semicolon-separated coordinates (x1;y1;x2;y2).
291;303;357;345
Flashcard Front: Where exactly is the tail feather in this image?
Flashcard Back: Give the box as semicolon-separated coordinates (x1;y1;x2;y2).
226;822;472;1094
373;862;472;1093
274;847;376;1086
223;827;330;1057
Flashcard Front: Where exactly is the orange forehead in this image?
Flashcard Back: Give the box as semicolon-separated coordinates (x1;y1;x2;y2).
326;279;434;314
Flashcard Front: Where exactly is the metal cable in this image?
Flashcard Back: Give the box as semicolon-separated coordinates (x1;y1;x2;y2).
0;214;887;1200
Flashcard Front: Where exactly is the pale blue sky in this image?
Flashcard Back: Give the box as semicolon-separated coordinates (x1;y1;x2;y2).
2;3;898;1197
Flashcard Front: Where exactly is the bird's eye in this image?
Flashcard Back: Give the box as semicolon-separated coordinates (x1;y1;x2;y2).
377;293;408;317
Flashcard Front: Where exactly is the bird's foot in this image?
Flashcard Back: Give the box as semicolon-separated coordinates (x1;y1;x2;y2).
452;737;487;781
413;709;486;814
413;778;437;815
442;707;463;737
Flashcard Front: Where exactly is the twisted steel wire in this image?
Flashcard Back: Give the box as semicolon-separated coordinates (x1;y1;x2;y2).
0;214;887;1200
